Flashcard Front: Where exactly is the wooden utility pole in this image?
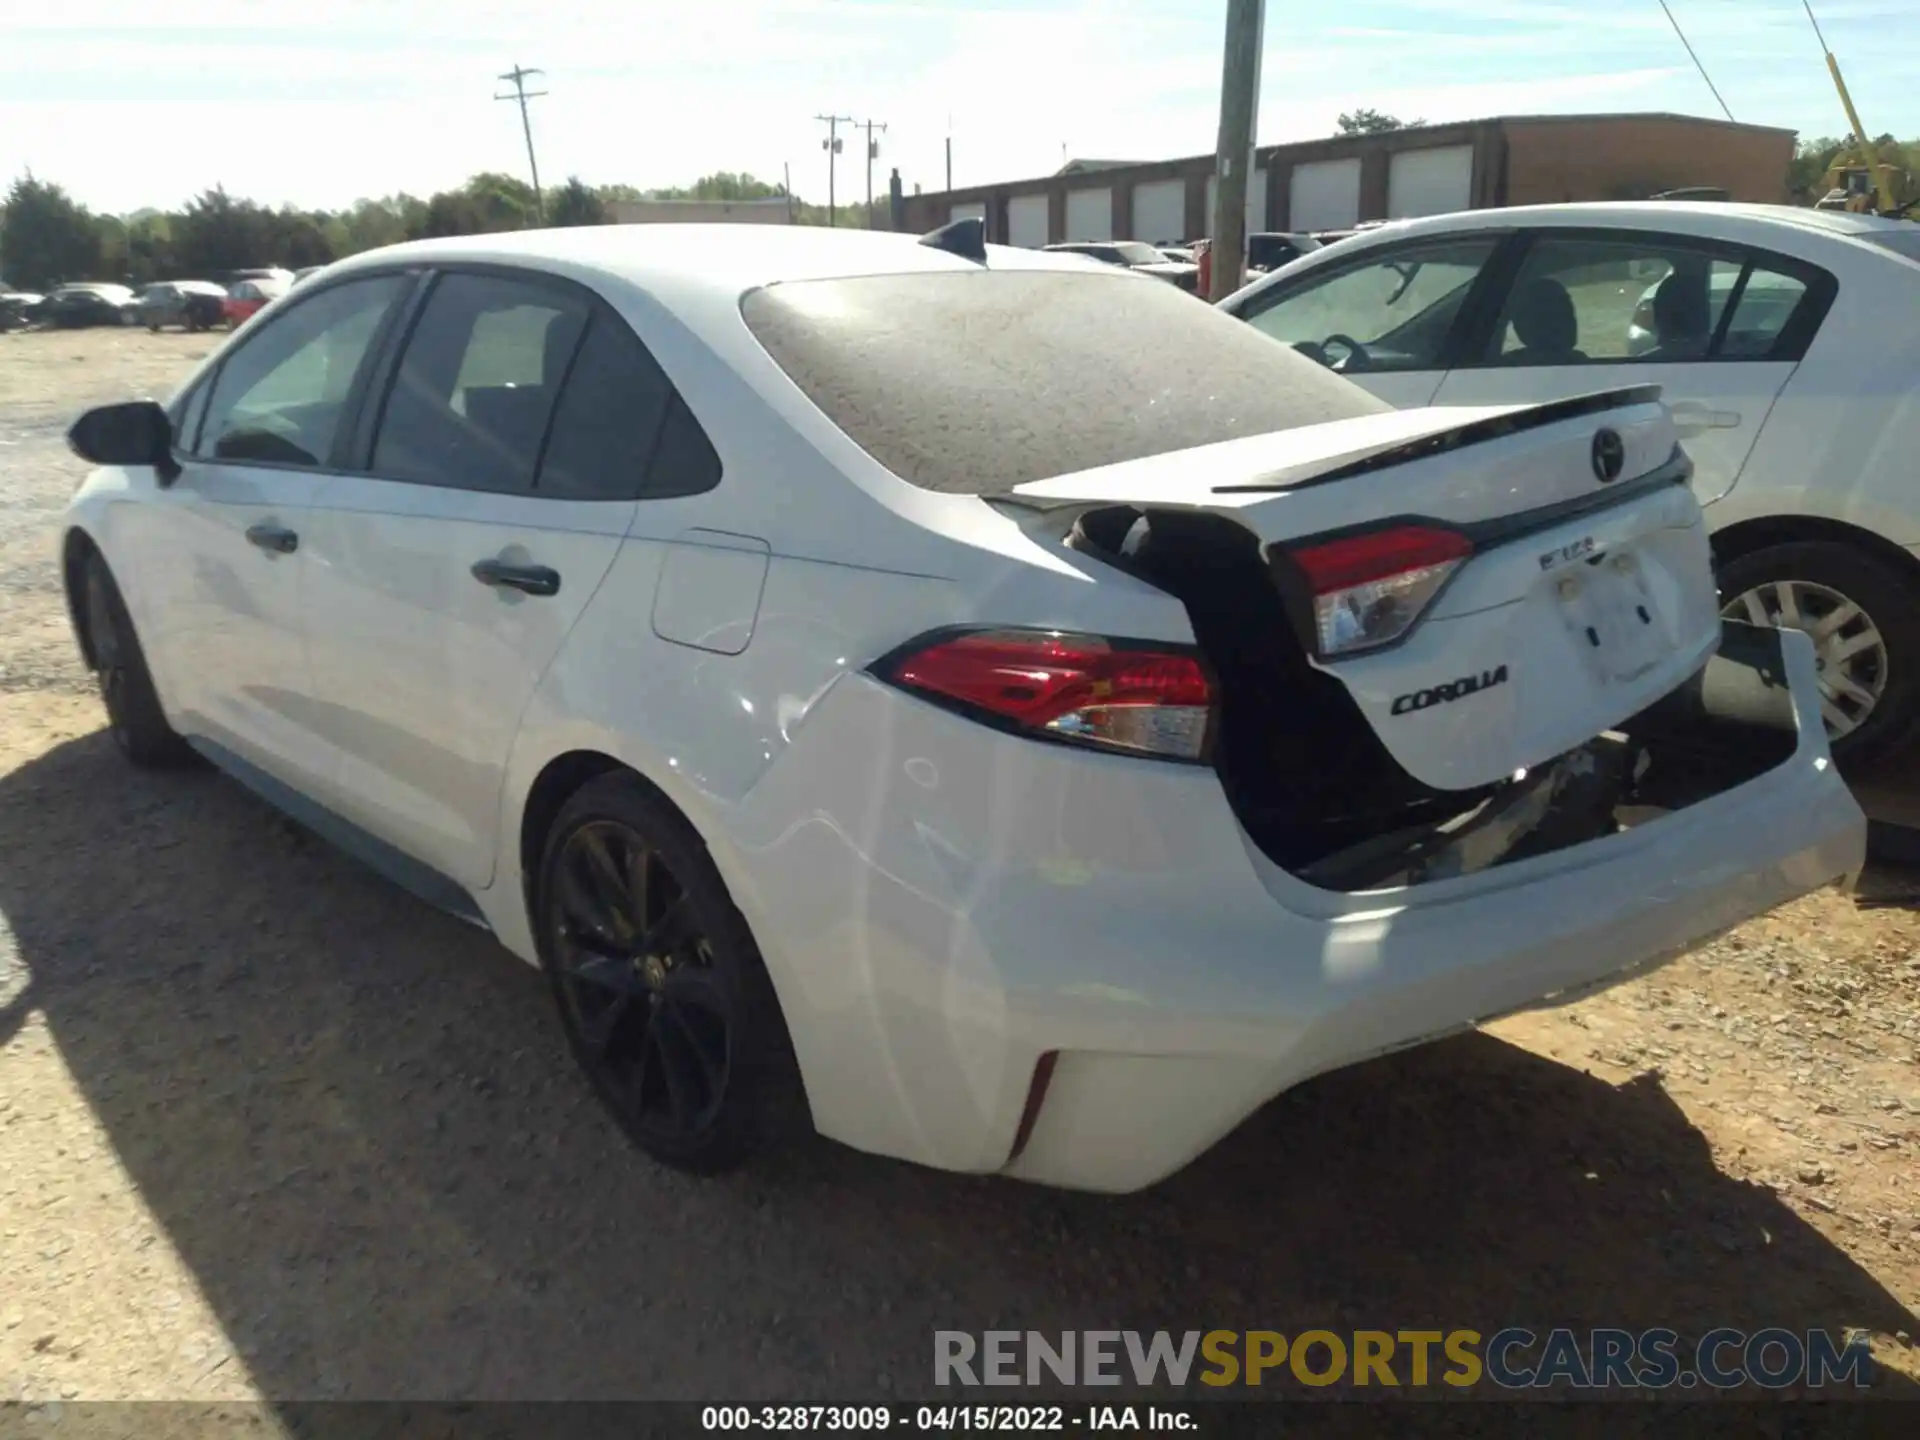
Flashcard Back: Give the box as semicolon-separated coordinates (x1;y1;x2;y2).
815;114;852;225
855;118;888;228
1209;0;1265;300
494;64;548;219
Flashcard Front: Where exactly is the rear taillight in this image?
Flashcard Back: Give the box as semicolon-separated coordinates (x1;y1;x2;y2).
1285;524;1473;657
876;628;1214;761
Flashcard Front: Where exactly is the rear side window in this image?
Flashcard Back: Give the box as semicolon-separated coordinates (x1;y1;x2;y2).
371;272;588;494
741;269;1383;494
535;315;721;501
1477;233;1832;366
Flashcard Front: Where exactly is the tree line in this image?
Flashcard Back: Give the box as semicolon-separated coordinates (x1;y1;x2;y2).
0;170;876;292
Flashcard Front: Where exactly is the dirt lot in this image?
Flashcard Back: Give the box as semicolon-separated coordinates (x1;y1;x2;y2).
0;328;1916;1409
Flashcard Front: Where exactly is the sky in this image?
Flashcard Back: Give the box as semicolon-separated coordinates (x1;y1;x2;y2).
3;0;1917;215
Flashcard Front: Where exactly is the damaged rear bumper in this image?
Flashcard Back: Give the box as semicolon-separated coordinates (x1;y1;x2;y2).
998;623;1863;1191
722;624;1861;1195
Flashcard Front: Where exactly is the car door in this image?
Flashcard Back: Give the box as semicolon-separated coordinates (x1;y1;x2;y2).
1231;234;1507;408
118;272;411;790
1431;229;1833;505
297;267;714;893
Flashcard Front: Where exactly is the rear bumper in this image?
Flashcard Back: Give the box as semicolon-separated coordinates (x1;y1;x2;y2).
720;625;1862;1193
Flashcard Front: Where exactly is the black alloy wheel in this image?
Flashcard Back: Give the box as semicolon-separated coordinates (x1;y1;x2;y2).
538;775;806;1173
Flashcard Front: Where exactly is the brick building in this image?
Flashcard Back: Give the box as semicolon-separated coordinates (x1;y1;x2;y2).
899;113;1797;245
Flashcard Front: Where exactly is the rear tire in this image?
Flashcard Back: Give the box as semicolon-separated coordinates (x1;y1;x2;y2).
81;554;196;769
535;772;810;1174
1717;540;1920;769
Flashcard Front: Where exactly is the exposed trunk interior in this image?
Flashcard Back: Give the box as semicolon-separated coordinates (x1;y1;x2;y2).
1064;505;1800;892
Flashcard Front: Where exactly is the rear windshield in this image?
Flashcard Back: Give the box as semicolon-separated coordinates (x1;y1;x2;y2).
740;269;1383;493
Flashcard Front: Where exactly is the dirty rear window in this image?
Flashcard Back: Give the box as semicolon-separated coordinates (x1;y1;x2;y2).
740;269;1385;493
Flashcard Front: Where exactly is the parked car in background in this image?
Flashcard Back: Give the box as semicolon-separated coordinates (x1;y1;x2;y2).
1219;201;1920;764
1247;231;1322;271
59;223;1861;1191
292;265;326;286
221;276;289;328
40;284;137;328
223;266;295;288
1157;245;1196;265
1043;240;1200;291
135;281;228;332
0;291;45;331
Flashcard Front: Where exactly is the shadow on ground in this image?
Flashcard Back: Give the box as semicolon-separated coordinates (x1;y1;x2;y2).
1;731;1915;1405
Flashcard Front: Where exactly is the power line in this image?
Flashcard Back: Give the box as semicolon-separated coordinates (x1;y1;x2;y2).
1655;2;1734;122
814;114;852;225
495;63;549;219
853;117;888;229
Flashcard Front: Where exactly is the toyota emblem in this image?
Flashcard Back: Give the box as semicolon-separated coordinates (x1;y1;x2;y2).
1591;428;1625;484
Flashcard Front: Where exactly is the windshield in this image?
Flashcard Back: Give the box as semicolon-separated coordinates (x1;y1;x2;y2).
1112;241;1169;266
741;268;1383;494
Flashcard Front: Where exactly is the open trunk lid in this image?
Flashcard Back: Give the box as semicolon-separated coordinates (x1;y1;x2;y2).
1010;386;1720;792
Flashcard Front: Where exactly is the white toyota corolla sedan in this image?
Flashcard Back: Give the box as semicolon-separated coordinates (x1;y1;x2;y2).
1217;202;1920;766
59;221;1863;1192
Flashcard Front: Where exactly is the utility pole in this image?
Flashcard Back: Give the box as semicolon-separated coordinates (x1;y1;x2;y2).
814;114;852;225
945;113;953;191
495;63;548;220
1209;0;1264;300
783;161;795;224
854;117;888;228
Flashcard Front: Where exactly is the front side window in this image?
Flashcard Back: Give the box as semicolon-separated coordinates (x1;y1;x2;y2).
196;275;404;467
1240;238;1498;373
370;272;588;494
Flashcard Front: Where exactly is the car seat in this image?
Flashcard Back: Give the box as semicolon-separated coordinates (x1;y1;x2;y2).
1644;272;1713;361
1500;277;1586;363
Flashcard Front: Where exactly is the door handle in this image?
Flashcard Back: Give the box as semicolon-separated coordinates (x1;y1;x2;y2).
245;523;298;554
1668;402;1742;430
471;558;561;597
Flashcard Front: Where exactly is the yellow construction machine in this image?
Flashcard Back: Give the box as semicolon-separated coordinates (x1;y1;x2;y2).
1806;3;1915;219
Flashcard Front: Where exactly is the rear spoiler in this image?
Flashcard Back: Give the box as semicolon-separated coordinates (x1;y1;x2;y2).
995;384;1669;513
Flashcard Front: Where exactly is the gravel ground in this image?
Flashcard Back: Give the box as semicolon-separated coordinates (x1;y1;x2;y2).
0;329;1916;1410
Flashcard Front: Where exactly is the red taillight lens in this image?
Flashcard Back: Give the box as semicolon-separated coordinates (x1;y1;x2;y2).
1286;525;1473;657
879;629;1214;760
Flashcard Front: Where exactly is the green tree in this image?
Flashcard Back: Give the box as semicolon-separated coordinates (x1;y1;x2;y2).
548;176;606;227
411;189;486;239
174;186;278;274
465;171;538;229
0;174;100;290
1336;108;1421;136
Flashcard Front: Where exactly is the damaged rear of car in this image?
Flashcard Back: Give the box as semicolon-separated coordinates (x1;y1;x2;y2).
731;258;1864;1192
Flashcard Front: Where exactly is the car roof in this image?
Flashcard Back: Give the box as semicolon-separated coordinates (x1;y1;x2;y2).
326;224;1105;297
1305;201;1910;247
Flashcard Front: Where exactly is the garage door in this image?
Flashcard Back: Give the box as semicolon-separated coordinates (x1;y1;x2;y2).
1388;145;1474;219
1130;178;1186;245
1288;158;1361;231
1064;187;1112;242
948;200;986;224
1008;193;1049;248
1204;169;1268;236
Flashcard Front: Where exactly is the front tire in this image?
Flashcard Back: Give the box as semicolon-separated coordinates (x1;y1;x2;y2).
81;554;195;768
1718;540;1920;768
536;772;809;1174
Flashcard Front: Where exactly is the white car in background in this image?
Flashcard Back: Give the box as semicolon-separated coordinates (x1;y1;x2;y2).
57;223;1861;1193
1221;203;1920;765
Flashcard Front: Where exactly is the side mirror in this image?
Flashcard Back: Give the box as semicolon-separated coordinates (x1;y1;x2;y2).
67;400;180;484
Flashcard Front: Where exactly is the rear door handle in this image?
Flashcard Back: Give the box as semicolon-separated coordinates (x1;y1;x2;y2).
245;523;298;554
471;558;561;597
